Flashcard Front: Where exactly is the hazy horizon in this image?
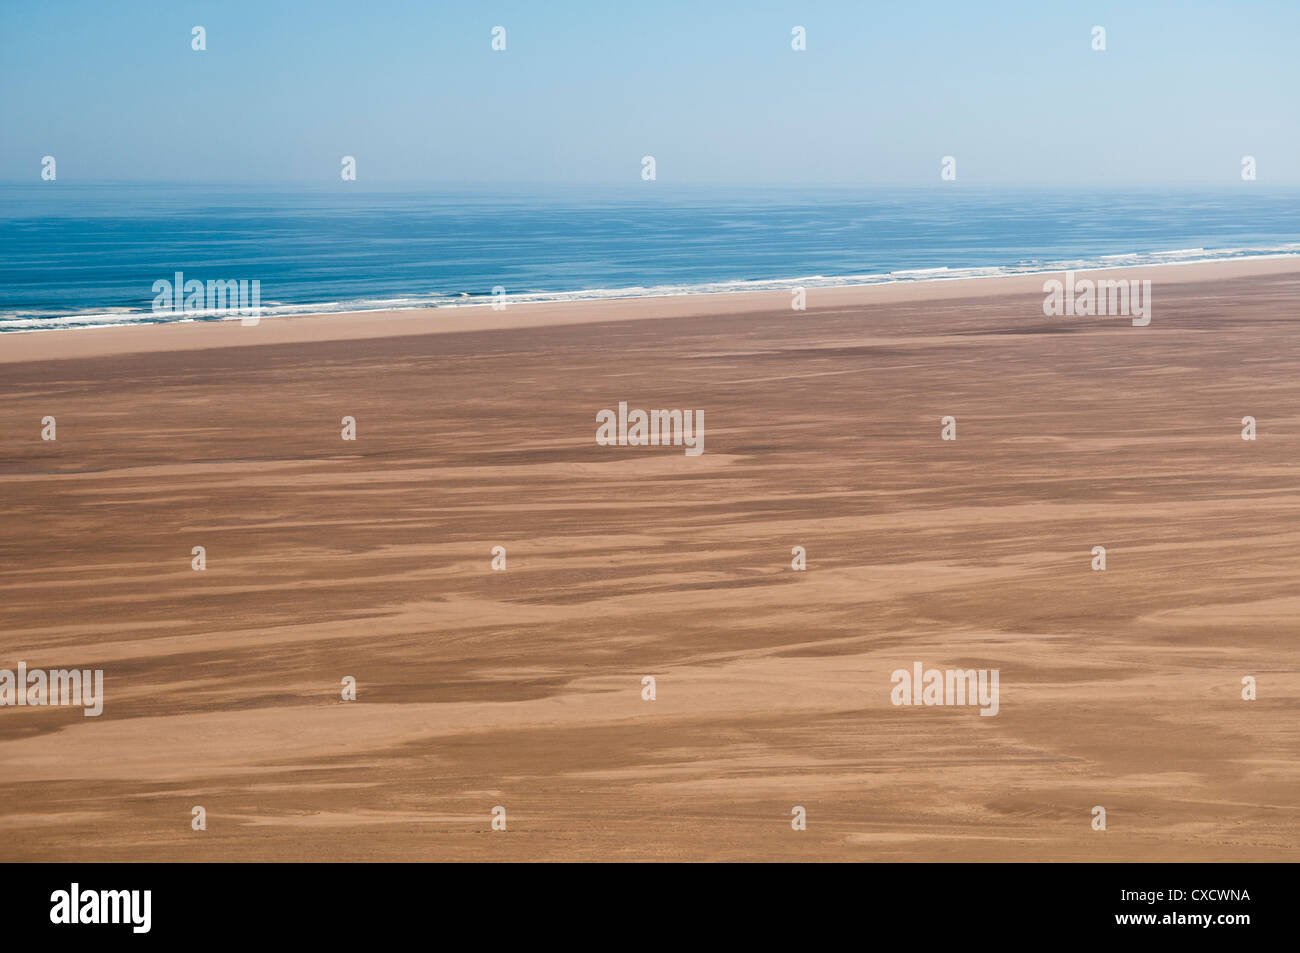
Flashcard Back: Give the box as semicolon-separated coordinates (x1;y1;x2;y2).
3;0;1298;187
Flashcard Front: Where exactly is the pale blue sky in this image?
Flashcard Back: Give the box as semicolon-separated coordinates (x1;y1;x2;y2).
2;0;1297;185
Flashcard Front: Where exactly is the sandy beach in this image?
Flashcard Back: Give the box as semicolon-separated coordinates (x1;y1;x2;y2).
1;259;1298;861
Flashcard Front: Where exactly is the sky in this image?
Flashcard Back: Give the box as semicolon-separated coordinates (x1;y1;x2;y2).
1;0;1298;186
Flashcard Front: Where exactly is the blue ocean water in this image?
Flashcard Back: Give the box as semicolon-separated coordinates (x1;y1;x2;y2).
1;184;1298;331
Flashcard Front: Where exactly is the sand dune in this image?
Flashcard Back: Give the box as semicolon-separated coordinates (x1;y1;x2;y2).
1;262;1298;860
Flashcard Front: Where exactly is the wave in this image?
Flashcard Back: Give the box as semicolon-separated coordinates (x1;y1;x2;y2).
4;242;1299;333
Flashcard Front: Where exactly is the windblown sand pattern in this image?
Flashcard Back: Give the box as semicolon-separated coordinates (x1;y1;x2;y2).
2;262;1297;860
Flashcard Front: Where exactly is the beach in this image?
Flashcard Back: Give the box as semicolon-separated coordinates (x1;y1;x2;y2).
1;258;1298;861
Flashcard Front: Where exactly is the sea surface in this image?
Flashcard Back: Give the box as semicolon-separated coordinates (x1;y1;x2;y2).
2;184;1298;331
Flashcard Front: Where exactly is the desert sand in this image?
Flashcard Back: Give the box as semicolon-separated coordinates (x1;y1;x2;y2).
1;260;1298;861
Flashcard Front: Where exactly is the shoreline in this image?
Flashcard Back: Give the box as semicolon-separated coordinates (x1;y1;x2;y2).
8;247;1300;334
3;256;1298;365
4;255;1297;859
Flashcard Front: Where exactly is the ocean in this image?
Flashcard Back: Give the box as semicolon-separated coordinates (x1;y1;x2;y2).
1;184;1297;332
